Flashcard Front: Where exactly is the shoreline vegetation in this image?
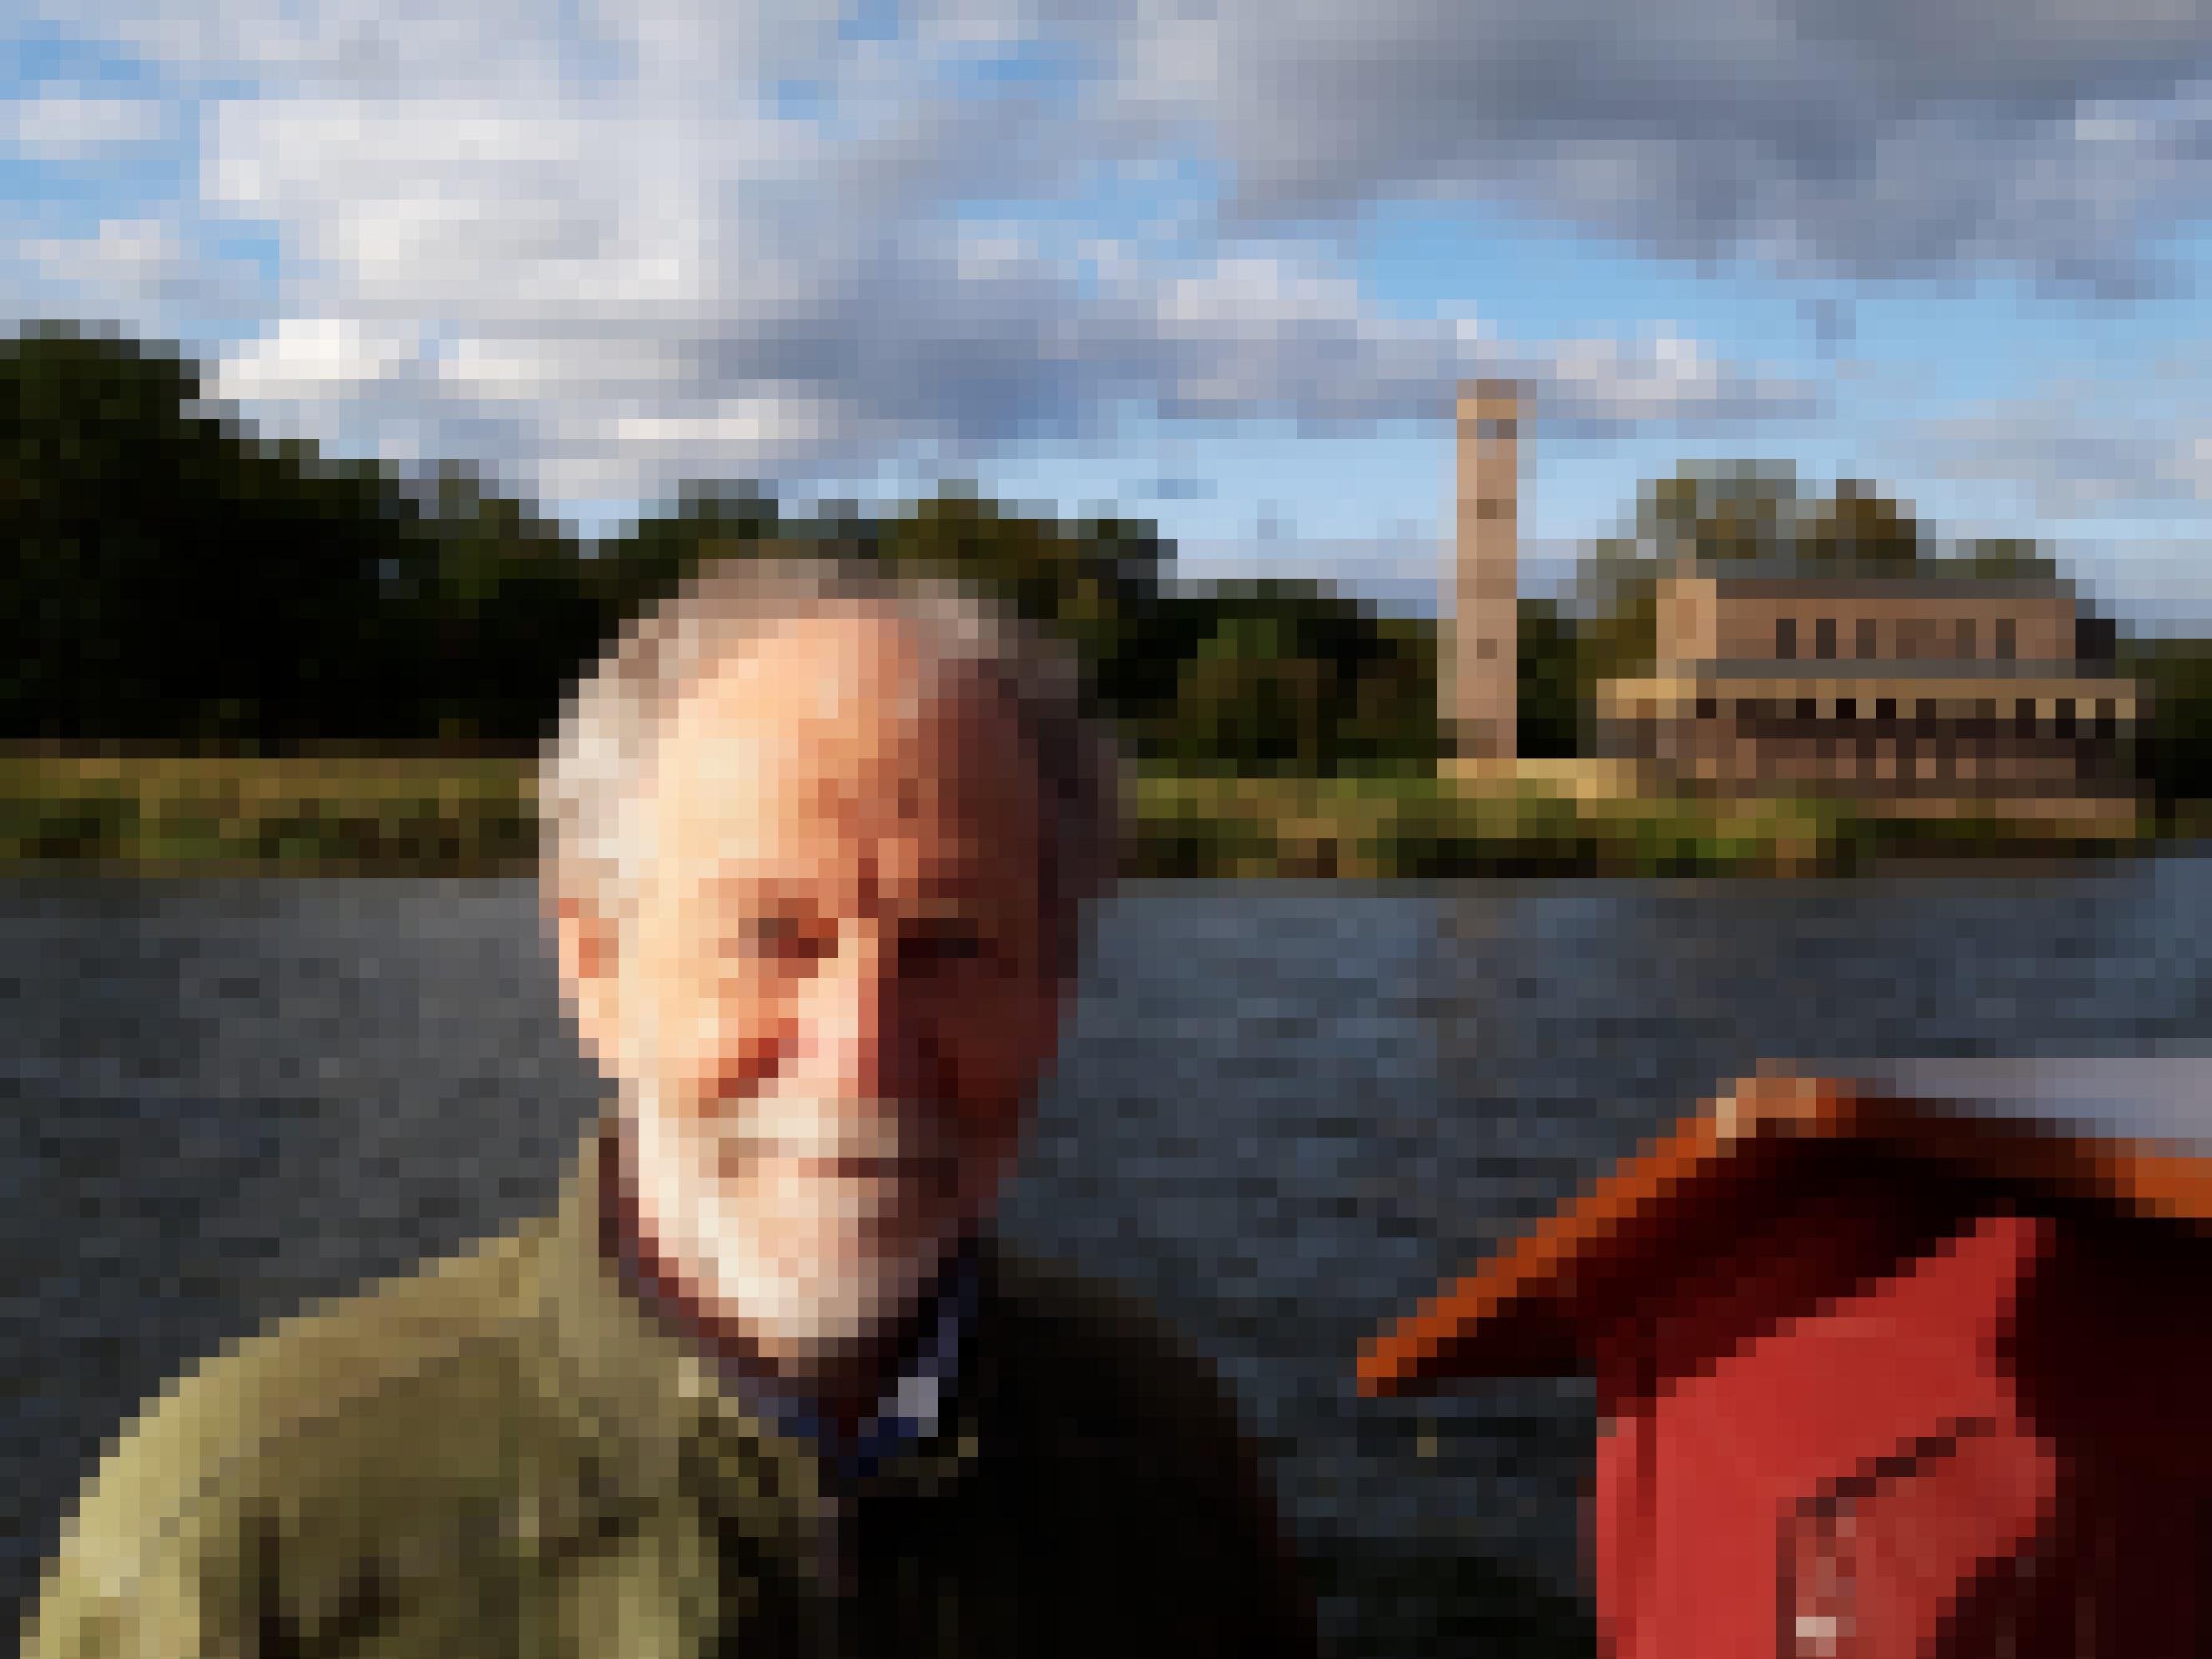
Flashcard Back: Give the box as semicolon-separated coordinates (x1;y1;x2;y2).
2;751;2197;881
18;328;2212;858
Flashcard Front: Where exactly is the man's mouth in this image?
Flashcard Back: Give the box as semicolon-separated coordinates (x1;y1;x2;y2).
715;1139;954;1182
785;1154;911;1178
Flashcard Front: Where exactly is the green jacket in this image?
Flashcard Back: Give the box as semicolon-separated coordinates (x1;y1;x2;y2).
27;1126;1314;1659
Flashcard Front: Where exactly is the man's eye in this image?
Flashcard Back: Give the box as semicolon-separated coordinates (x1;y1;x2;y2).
733;916;813;955
906;923;987;968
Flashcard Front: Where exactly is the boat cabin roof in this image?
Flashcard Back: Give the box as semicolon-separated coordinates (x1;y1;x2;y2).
1357;1055;2212;1396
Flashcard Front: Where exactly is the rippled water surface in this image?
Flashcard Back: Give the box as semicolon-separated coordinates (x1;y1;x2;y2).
8;861;2212;1654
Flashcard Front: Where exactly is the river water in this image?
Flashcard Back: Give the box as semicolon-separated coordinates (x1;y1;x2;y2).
7;860;2212;1655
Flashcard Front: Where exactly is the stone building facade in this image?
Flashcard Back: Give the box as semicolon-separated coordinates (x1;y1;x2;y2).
1597;564;2144;816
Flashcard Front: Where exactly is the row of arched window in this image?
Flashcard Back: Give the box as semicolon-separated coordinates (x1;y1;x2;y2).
1773;616;2019;662
1688;695;2118;738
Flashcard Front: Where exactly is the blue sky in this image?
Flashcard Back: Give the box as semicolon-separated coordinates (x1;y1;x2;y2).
10;2;2212;632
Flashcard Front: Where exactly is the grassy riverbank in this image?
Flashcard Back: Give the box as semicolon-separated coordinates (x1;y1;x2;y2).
1134;768;2170;877
0;751;537;876
0;750;2182;879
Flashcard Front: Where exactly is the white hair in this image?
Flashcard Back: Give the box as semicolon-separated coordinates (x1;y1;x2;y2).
540;550;1125;976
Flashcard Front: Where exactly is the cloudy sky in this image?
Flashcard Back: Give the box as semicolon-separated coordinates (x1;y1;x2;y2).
10;0;2212;628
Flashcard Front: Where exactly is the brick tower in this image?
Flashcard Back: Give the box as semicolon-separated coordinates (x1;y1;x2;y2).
1450;378;1521;763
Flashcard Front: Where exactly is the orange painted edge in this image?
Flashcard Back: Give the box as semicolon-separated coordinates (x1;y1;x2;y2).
1355;1070;2212;1397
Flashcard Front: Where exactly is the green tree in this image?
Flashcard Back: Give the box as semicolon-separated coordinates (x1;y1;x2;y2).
1636;459;1806;568
2119;634;2212;808
1139;579;1440;772
1798;477;1923;572
1619;459;1929;578
875;486;1166;672
584;481;782;630
1516;596;1581;759
1955;536;2059;580
0;323;425;745
394;464;611;748
0;324;646;749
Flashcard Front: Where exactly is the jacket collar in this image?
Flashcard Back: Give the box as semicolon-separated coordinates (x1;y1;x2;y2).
512;1112;992;1528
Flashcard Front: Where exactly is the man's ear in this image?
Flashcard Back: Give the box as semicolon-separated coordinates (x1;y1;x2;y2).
552;892;623;1071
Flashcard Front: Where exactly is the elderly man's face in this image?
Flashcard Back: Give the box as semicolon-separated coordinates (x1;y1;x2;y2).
558;609;1072;1369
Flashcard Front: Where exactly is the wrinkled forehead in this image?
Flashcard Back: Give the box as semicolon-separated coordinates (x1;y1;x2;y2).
696;606;943;722
643;615;1047;899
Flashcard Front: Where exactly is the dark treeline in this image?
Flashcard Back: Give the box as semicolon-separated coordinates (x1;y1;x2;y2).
9;323;2212;796
0;325;1440;773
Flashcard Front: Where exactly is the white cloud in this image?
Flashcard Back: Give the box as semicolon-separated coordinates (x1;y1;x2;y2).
1;91;165;160
216;316;425;398
1901;382;2212;518
19;0;1838;517
1126;0;2212;294
187;72;1820;508
30;218;183;284
2065;535;2212;636
17;216;267;331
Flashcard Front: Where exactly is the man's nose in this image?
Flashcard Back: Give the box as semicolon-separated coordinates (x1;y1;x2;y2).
796;927;928;1102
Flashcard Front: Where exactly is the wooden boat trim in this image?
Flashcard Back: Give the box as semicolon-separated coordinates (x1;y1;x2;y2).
1357;1067;2212;1396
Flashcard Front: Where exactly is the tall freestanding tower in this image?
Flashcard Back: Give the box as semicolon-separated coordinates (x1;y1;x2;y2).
1450;378;1522;763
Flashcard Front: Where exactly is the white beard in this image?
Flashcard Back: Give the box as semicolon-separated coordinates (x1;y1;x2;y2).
623;1087;968;1370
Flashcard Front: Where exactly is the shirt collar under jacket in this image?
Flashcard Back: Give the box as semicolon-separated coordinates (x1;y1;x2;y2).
516;1113;987;1519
